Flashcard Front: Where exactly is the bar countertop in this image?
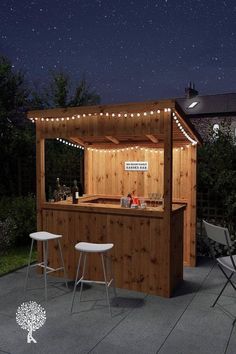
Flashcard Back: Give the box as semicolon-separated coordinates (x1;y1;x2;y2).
42;195;186;218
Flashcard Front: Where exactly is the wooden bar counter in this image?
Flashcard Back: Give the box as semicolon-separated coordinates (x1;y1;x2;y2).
41;195;185;298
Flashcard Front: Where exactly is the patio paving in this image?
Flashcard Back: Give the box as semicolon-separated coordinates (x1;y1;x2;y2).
0;257;236;354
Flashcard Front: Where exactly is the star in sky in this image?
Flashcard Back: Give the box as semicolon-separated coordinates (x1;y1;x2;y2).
0;0;235;103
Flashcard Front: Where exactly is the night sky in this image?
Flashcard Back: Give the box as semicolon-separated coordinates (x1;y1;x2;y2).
1;0;236;103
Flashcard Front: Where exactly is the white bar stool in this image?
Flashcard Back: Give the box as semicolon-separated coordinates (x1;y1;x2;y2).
71;242;116;315
25;231;68;301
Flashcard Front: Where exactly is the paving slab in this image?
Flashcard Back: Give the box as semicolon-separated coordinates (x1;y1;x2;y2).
0;257;235;354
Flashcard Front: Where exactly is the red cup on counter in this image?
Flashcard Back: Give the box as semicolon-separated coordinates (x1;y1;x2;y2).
133;197;140;206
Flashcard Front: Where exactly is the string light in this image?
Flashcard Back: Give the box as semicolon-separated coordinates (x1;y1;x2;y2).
56;138;84;150
86;146;165;153
86;146;188;153
29;108;169;123
172;112;197;145
55;139;190;153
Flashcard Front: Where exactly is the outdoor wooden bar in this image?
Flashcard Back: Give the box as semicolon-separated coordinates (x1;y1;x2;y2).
28;99;200;297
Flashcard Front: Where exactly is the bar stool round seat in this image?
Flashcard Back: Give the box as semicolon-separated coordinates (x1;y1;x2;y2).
25;231;68;301
30;231;62;241
71;241;116;316
75;242;113;253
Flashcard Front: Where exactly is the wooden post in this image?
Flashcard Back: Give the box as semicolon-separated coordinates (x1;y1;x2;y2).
190;145;197;266
84;149;88;194
163;109;173;296
80;151;84;193
163;110;173;218
36;130;45;229
36;129;45;266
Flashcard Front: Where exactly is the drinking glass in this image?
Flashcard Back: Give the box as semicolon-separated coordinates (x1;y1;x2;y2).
154;193;159;207
151;193;155;207
148;193;152;207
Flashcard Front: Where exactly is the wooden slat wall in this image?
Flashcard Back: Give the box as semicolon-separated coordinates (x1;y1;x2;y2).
85;145;196;266
85;147;192;199
42;207;184;297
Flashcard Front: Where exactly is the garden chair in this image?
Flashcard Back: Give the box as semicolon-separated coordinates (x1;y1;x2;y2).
203;220;236;321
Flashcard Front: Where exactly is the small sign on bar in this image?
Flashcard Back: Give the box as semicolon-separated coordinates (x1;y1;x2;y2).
125;161;148;171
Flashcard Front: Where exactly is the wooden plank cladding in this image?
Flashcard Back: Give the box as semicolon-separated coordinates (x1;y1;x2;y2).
85;146;194;199
84;145;196;266
42;202;185;297
28;99;176;119
33;110;165;140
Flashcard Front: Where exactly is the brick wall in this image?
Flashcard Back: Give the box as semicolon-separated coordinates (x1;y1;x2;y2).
189;115;236;141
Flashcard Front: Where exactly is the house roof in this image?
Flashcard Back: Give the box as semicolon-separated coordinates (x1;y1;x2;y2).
176;93;236;118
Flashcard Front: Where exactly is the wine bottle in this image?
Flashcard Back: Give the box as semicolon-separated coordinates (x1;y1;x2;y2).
56;177;61;191
53;177;61;202
72;179;79;204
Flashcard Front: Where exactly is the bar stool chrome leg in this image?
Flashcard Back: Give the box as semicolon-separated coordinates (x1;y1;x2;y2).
79;253;87;303
108;255;117;298
101;253;111;316
24;239;34;291
57;239;68;289
71;253;82;313
43;240;48;302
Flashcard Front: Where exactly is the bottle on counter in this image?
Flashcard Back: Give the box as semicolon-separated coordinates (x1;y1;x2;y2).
53;177;62;202
63;185;67;201
72;179;79;204
127;193;133;208
56;177;61;191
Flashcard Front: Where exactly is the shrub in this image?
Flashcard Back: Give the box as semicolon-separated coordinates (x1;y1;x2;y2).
0;217;17;255
0;195;36;246
10;195;36;245
197;121;236;257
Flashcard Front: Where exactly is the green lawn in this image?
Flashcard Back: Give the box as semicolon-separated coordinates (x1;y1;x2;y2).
0;246;37;276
